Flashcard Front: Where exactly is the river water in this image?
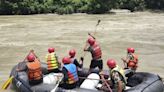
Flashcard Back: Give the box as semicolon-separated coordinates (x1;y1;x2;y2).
0;11;164;91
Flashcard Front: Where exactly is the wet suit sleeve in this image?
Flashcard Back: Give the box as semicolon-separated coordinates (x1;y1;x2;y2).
62;67;68;82
74;59;82;68
84;46;92;52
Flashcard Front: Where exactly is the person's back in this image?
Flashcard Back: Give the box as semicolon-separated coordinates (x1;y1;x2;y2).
27;57;43;85
60;57;79;89
110;65;126;92
99;59;126;92
46;47;60;73
84;36;103;73
17;51;43;85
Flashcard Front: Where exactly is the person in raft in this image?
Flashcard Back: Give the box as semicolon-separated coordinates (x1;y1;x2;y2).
68;49;83;69
59;57;79;89
99;59;126;92
84;36;103;73
17;50;43;86
45;47;61;73
121;47;138;76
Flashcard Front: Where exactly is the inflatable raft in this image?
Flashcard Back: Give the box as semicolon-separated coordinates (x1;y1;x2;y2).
10;62;164;92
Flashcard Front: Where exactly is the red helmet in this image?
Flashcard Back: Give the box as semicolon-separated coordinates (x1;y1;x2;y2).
69;49;76;57
107;59;116;69
88;37;95;46
62;57;71;64
48;47;55;53
27;54;35;62
127;47;135;53
128;62;135;67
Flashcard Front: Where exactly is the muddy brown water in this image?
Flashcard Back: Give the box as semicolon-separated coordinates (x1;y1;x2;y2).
0;11;164;91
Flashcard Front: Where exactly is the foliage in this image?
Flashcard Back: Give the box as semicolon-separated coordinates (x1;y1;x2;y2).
145;0;164;9
0;0;164;15
120;0;146;12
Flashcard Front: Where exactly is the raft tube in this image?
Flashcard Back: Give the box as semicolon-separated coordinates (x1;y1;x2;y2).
10;62;164;92
125;72;164;92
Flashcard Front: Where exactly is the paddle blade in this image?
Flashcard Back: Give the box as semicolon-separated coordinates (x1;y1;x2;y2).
96;19;101;26
2;76;13;90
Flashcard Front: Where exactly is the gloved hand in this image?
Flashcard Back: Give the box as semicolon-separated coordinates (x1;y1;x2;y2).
80;57;84;61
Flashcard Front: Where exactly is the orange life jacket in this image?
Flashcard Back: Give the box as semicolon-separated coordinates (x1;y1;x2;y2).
91;43;102;60
27;59;42;81
46;53;58;71
127;53;138;70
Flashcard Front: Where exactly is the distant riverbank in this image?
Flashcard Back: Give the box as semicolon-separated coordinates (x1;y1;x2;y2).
0;0;164;15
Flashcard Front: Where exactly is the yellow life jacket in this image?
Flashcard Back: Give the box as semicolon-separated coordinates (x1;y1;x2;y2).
46;53;58;71
111;65;126;84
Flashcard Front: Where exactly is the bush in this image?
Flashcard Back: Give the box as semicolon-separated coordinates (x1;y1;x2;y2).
120;0;146;12
0;0;164;15
145;0;164;9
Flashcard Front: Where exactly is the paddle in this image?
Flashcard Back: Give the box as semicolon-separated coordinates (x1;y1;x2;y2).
1;76;14;90
100;74;113;92
79;76;108;81
93;19;101;35
82;19;101;58
79;75;112;92
1;50;32;90
51;74;64;92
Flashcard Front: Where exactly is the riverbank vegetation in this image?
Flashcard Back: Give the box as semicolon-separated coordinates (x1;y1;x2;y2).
0;0;164;15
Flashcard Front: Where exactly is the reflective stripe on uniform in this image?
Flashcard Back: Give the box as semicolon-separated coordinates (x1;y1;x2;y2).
91;43;102;60
46;53;58;70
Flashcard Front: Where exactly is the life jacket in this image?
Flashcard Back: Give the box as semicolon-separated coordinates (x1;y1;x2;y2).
27;59;42;81
64;63;79;84
127;53;138;70
46;53;58;71
110;65;126;85
91;43;102;60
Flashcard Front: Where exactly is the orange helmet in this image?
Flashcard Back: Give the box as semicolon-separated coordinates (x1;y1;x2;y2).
27;54;35;62
69;49;76;57
62;57;71;64
88;37;95;46
127;47;135;53
107;59;116;69
48;47;55;53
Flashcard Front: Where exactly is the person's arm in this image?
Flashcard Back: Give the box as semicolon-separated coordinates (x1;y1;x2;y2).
121;56;129;63
62;67;68;82
84;42;90;51
74;59;82;68
118;81;123;92
112;71;123;92
99;71;112;92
